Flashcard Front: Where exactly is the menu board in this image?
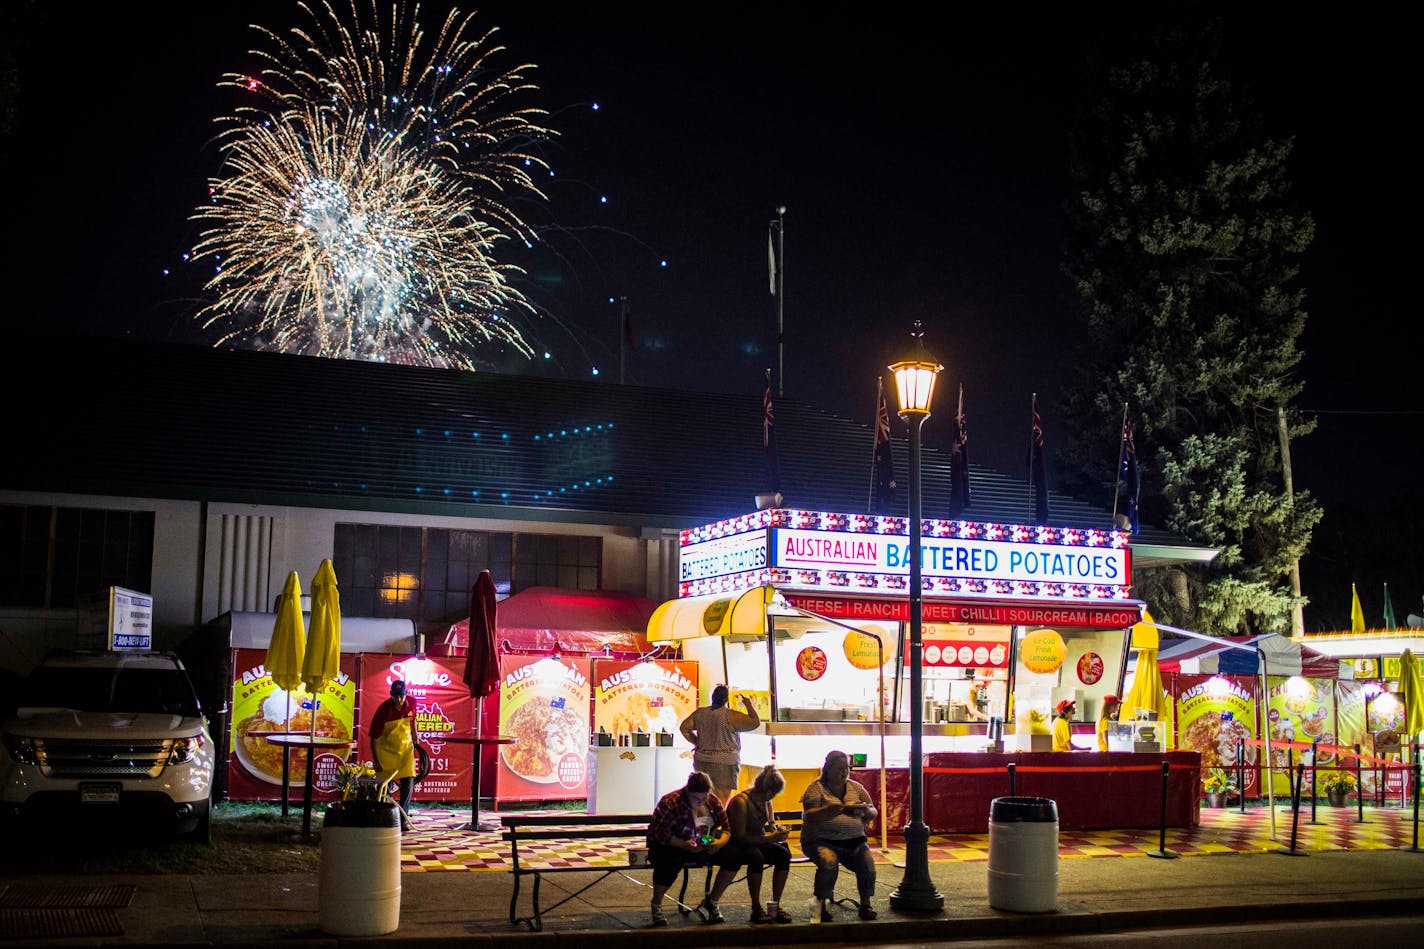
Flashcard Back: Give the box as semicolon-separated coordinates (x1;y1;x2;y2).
495;654;591;801
227;647;358;801
358;654;474;801
1174;674;1257;795
914;623;1012;669
1265;676;1336;795
591;659;698;742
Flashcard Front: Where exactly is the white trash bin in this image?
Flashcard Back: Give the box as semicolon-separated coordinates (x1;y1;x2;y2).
986;796;1058;913
319;801;402;935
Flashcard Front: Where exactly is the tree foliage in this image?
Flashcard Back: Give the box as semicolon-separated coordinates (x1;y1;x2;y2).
1058;10;1320;635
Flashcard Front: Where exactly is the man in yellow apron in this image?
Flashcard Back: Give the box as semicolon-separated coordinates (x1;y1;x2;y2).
371;679;420;831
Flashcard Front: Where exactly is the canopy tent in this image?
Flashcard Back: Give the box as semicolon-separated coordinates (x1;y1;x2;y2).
1153;632;1337;678
440;586;657;656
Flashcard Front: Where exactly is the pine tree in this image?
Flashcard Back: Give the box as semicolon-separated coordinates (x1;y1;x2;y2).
1058;10;1320;635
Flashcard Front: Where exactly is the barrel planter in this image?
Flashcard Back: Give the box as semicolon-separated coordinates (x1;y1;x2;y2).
319;800;402;936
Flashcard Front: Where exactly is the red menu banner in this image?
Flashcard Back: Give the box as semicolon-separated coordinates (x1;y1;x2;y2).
786;593;1139;629
495;654;591;801
910;623;1012;669
357;654;473;801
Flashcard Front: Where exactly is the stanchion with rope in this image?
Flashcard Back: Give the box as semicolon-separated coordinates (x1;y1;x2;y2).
1406;746;1422;854
1306;738;1322;825
1146;760;1178;860
1237;737;1247;814
1277;762;1308;857
1279;746;1295;813
1007;762;1016;797
1355;743;1368;824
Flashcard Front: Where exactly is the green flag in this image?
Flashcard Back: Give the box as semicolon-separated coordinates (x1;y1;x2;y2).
1383;582;1397;631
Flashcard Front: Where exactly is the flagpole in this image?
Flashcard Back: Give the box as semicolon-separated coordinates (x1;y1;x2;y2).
1112;402;1127;524
773;206;786;398
1029;393;1036;510
869;377;882;512
619;295;629;385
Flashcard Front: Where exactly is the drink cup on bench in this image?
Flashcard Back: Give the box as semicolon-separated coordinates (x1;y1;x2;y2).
628;847;649;867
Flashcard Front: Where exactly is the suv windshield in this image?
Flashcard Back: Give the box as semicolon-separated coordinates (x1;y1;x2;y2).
21;666;203;718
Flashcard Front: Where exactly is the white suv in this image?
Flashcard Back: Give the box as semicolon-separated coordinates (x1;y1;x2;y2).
0;650;215;841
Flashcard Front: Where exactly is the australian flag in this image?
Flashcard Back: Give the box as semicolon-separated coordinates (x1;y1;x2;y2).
949;383;970;518
762;369;782;499
1119;411;1140;533
1029;394;1049;524
871;380;898;513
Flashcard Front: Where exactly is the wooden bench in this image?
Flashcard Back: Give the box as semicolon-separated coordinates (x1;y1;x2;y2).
502;810;817;931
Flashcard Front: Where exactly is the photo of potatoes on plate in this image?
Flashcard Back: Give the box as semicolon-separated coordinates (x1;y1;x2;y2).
233;687;351;785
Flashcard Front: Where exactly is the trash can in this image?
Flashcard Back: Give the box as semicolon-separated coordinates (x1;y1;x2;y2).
986;796;1058;913
319;801;402;935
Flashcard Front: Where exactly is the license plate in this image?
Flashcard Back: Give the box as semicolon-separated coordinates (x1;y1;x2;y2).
80;783;121;804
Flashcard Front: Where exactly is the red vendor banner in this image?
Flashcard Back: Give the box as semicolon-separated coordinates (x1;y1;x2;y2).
357;653;473;801
912;623;1012;669
496;654;591;802
227;647;357;801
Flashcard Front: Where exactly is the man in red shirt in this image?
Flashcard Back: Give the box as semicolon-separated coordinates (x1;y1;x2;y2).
370;679;421;831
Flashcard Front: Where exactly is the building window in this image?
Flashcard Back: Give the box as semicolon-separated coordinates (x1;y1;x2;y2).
0;505;155;609
332;525;600;629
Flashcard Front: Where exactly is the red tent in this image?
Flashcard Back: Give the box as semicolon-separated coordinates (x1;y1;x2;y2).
438;586;656;657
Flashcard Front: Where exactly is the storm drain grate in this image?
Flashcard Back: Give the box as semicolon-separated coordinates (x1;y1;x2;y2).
0;907;123;939
0;885;135;908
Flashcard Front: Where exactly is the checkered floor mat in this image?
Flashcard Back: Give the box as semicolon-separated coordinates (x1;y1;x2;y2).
397;804;1424;872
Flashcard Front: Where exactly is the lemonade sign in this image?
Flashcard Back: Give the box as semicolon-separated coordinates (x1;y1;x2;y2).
843;630;887;670
1021;629;1067;674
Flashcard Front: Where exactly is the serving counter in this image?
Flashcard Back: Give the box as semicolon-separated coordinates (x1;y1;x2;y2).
922;750;1202;832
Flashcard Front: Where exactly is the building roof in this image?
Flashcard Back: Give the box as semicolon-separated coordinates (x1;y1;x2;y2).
4;332;1210;562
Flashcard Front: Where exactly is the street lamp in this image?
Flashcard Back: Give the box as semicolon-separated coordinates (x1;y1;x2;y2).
888;321;945;912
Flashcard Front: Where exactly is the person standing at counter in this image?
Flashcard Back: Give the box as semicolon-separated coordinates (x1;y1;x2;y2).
680;684;760;804
370;679;422;831
1097;694;1121;752
1052;698;1076;752
800;750;878;921
727;765;794;924
645;771;737;927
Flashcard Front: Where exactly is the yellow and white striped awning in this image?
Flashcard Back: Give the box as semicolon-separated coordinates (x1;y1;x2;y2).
646;586;777;643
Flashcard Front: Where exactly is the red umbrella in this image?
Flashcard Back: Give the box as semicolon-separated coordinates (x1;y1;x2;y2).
463;570;501;831
464;570;499;698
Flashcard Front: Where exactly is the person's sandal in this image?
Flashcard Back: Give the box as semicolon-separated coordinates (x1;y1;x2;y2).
697;898;725;924
750;907;773;924
772;906;794;923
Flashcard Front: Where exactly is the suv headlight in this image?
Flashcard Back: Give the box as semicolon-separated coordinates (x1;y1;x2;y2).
2;732;41;766
168;734;205;764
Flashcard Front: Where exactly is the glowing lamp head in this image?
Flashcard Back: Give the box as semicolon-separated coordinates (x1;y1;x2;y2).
888;321;942;417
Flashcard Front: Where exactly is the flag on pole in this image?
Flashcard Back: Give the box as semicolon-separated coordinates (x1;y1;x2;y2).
1384;582;1397;631
767;225;778;296
949;383;970;517
1119;409;1140;533
762;369;782;499
870;378;897;513
1351;583;1366;634
1029;394;1049;524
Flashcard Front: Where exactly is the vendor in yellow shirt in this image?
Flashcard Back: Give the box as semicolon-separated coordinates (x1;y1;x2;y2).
1096;694;1121;751
1052;699;1076;752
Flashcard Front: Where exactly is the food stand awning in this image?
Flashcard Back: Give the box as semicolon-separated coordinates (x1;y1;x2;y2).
1154;632;1335;677
646;586;778;642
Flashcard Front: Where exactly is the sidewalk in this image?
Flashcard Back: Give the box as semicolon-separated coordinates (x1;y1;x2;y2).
6;839;1424;947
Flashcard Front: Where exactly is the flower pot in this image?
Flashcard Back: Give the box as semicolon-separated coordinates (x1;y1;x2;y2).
1326;789;1347;808
319;800;401;936
1205;792;1225;809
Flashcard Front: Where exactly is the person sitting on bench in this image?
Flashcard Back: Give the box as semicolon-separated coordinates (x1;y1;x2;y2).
727;764;794;923
800;749;878;921
645;771;739;927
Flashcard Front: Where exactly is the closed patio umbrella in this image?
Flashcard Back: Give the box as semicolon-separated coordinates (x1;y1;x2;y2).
1120;611;1168;723
1401;649;1424;754
462;570;501;831
266;571;307;697
296;559;342;838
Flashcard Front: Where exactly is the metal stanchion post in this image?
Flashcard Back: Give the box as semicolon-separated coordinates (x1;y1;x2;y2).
1355;744;1368;824
1237;738;1246;814
1307;739;1321;824
1147;760;1177;859
1007;762;1016;797
1281;746;1295;812
1407;749;1422;854
1277;762;1308;857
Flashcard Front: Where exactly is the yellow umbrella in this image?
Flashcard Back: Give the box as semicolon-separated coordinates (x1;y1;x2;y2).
303;559;342;704
1120;611;1168;722
266;571;306;694
1400;649;1424;744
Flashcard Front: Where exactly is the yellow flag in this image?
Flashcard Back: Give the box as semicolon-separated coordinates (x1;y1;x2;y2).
1351;584;1366;635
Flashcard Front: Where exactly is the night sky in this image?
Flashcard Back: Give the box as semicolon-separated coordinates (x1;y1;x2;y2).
3;2;1419;626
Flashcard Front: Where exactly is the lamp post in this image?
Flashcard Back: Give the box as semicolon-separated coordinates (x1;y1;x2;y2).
888;322;945;912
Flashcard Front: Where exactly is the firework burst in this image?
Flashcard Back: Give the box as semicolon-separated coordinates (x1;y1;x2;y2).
192;0;553;367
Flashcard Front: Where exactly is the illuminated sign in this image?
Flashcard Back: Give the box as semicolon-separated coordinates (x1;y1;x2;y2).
680;530;768;582
785;593;1141;629
771;528;1126;585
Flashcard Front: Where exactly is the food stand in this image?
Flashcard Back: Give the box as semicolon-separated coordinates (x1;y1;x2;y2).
647;508;1202;832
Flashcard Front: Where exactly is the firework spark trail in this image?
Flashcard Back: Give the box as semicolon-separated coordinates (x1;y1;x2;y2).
192;0;553;367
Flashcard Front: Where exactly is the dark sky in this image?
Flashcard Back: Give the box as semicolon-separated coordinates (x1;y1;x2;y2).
4;3;1420;623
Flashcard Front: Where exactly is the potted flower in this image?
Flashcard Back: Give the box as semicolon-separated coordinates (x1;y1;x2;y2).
1203;767;1237;808
1318;770;1357;808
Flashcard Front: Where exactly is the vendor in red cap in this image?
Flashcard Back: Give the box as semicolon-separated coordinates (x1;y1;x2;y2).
1097;694;1121;752
1052;699;1076;752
